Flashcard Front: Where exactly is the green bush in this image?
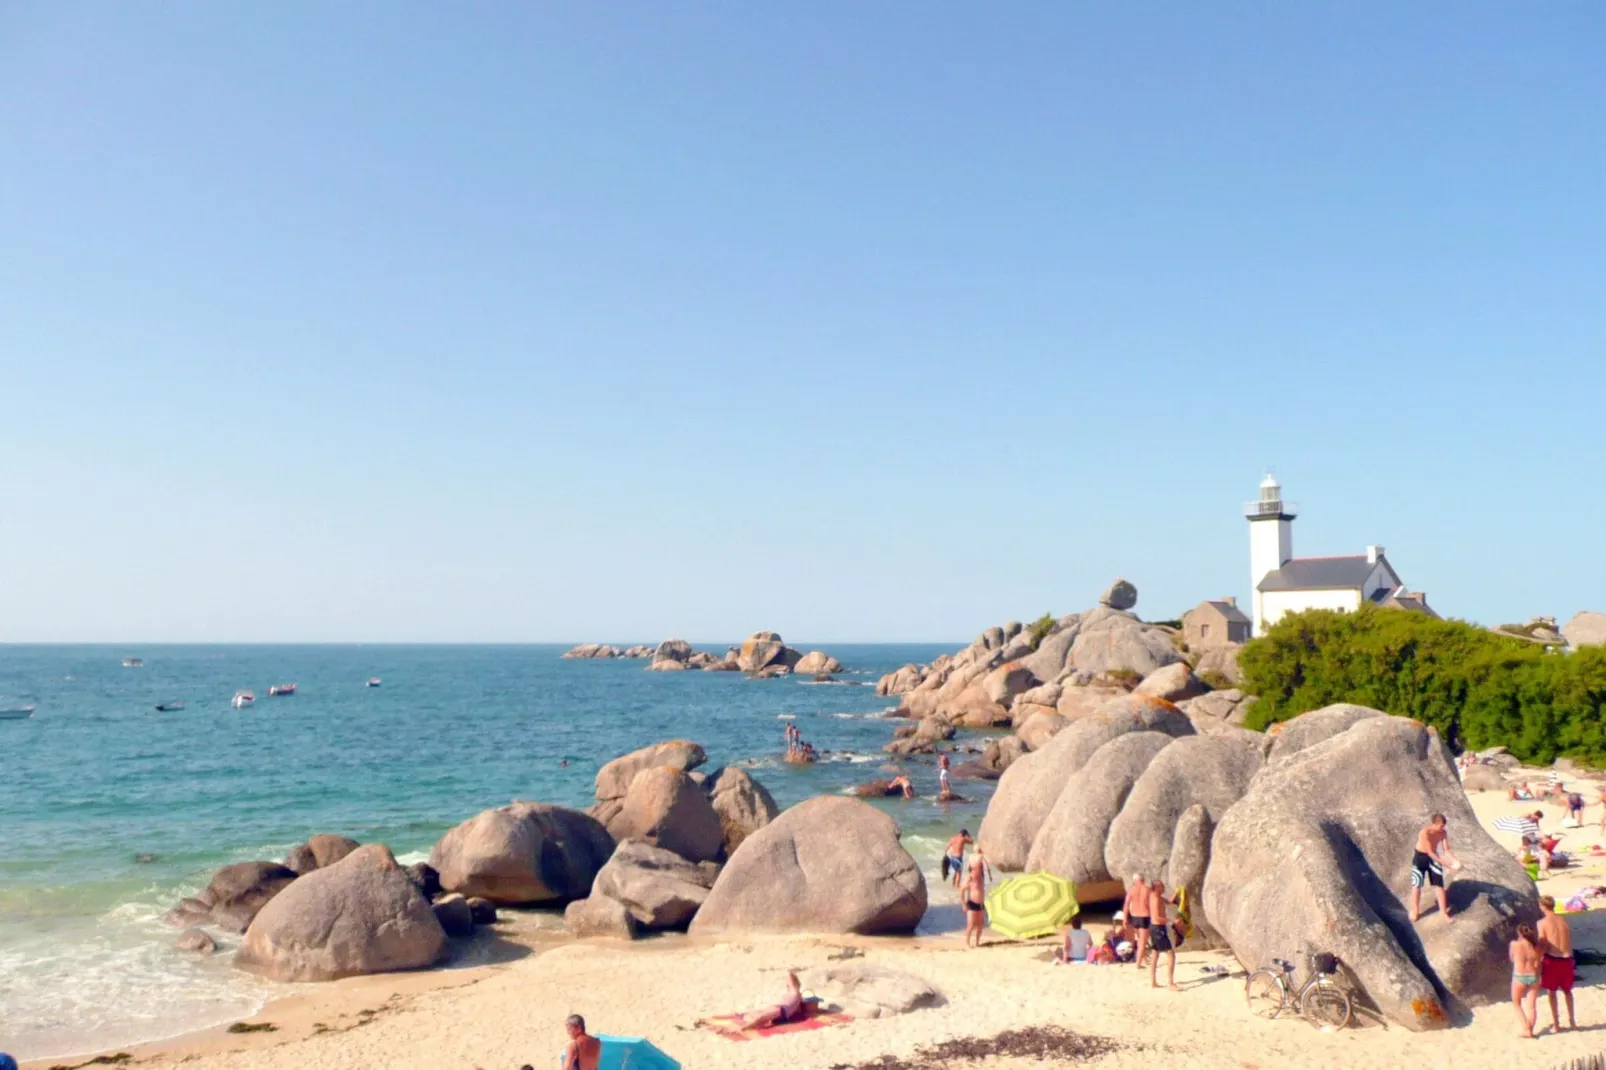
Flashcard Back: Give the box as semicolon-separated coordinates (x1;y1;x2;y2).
1026;612;1056;651
1239;606;1606;765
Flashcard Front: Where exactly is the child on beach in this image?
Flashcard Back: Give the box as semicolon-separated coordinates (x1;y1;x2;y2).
1052;915;1091;965
1511;923;1542;1038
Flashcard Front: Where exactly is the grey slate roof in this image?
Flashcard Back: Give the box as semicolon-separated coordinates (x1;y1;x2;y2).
1257;555;1377;592
1203;600;1251;625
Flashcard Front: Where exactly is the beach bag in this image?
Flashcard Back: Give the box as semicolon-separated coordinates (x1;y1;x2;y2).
1566;895;1589;913
1174;888;1195;938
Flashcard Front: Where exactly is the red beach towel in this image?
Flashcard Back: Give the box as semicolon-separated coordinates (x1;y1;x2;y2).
699;1002;853;1041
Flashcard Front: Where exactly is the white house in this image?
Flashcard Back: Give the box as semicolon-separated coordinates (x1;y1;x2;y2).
1246;475;1437;636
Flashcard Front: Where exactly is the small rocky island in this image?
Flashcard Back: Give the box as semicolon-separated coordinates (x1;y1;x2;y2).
563;631;843;677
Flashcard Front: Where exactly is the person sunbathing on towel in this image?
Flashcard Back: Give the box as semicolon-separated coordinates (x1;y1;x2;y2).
736;971;806;1029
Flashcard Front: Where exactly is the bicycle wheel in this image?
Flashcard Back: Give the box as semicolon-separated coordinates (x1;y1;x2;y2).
1245;969;1287;1019
1300;980;1353;1031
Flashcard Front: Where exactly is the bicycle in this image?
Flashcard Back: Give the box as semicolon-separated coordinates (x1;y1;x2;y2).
1244;948;1354;1031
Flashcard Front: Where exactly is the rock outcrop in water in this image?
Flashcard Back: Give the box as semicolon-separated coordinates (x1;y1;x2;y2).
166;860;300;934
561;643;655;659
571;632;846;675
284;833;361;876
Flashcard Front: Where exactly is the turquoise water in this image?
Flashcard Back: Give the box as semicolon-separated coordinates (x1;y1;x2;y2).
0;643;982;1059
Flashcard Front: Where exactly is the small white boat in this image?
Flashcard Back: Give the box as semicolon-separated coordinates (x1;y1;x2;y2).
366;677;382;688
268;683;296;697
122;657;143;668
155;700;186;712
0;703;35;721
232;690;255;709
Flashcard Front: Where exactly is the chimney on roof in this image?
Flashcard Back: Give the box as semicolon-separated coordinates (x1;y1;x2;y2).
1367;545;1384;564
1224;596;1237;607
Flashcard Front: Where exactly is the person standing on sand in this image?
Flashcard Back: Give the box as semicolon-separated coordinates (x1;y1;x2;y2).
560;1014;601;1070
963;847;993;948
1147;878;1180;991
1408;814;1462;923
1124;874;1151;967
1538;895;1578;1033
1511;923;1543;1038
943;829;972;889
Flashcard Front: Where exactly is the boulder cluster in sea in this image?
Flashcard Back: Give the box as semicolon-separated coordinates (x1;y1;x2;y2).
564;631;843;677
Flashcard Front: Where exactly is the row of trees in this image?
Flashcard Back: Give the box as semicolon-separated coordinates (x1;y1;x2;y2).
1238;606;1606;765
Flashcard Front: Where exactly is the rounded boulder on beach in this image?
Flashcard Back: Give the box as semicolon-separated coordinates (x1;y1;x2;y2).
690;796;926;935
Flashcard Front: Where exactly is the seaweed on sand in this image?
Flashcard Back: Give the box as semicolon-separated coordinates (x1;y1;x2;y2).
828;1025;1124;1068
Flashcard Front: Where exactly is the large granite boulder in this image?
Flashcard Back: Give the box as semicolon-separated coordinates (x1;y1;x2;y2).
284;834;361;876
1105;734;1263;889
691;797;926;935
236;845;447;982
203;861;300;933
594;740;708;801
1025;731;1174;885
981;662;1040;707
1134;663;1208;703
609;766;724;863
1180;689;1257;736
564;894;638;939
592;839;720;929
1265;703;1386;764
1056;684;1132;720
942;687;1011;728
1016;711;1068;751
429;802;614;905
877;663;924;696
795;651;844;674
707;767;779;855
799;963;943;1018
1204;713;1537;1031
737;631;795;672
1070;615;1181;677
1167;804;1219;944
1563;611;1606;649
1020;626;1079;686
647;638;695;671
1461;764;1506;792
431;893;475;937
1015;681;1063;710
1099;578;1138;610
977;696;1195;869
1193;644;1243;686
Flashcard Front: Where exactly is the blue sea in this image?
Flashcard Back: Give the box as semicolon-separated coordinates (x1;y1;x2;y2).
0;643;984;1060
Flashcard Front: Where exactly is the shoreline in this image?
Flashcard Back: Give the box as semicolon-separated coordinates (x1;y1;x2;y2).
21;761;1606;1070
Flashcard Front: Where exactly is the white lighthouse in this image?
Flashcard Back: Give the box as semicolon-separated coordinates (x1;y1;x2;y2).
1245;474;1295;636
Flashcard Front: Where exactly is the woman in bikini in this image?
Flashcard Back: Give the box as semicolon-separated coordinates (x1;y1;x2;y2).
735;970;806;1030
1511;922;1542;1038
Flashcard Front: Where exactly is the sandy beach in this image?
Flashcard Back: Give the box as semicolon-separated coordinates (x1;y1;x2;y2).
20;765;1606;1070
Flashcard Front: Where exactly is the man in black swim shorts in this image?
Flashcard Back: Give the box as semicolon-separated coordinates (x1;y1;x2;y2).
1409;813;1461;923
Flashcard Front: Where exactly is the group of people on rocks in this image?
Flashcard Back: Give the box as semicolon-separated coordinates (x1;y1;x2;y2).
782;722;818;763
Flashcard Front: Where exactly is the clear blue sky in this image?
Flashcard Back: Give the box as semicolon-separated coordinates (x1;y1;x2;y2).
2;4;1602;643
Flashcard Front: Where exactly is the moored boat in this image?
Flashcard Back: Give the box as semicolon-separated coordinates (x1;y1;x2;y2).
122;657;143;668
155;700;186;712
366;677;382;688
0;702;36;721
268;683;297;697
232;690;255;709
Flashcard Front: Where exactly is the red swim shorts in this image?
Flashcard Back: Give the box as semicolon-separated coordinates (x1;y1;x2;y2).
1541;954;1575;992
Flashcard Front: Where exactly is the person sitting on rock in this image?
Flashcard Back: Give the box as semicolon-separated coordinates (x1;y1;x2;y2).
560;1014;600;1070
735;970;807;1030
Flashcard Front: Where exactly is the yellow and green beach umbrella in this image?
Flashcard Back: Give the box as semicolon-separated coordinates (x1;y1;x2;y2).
985;872;1079;940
